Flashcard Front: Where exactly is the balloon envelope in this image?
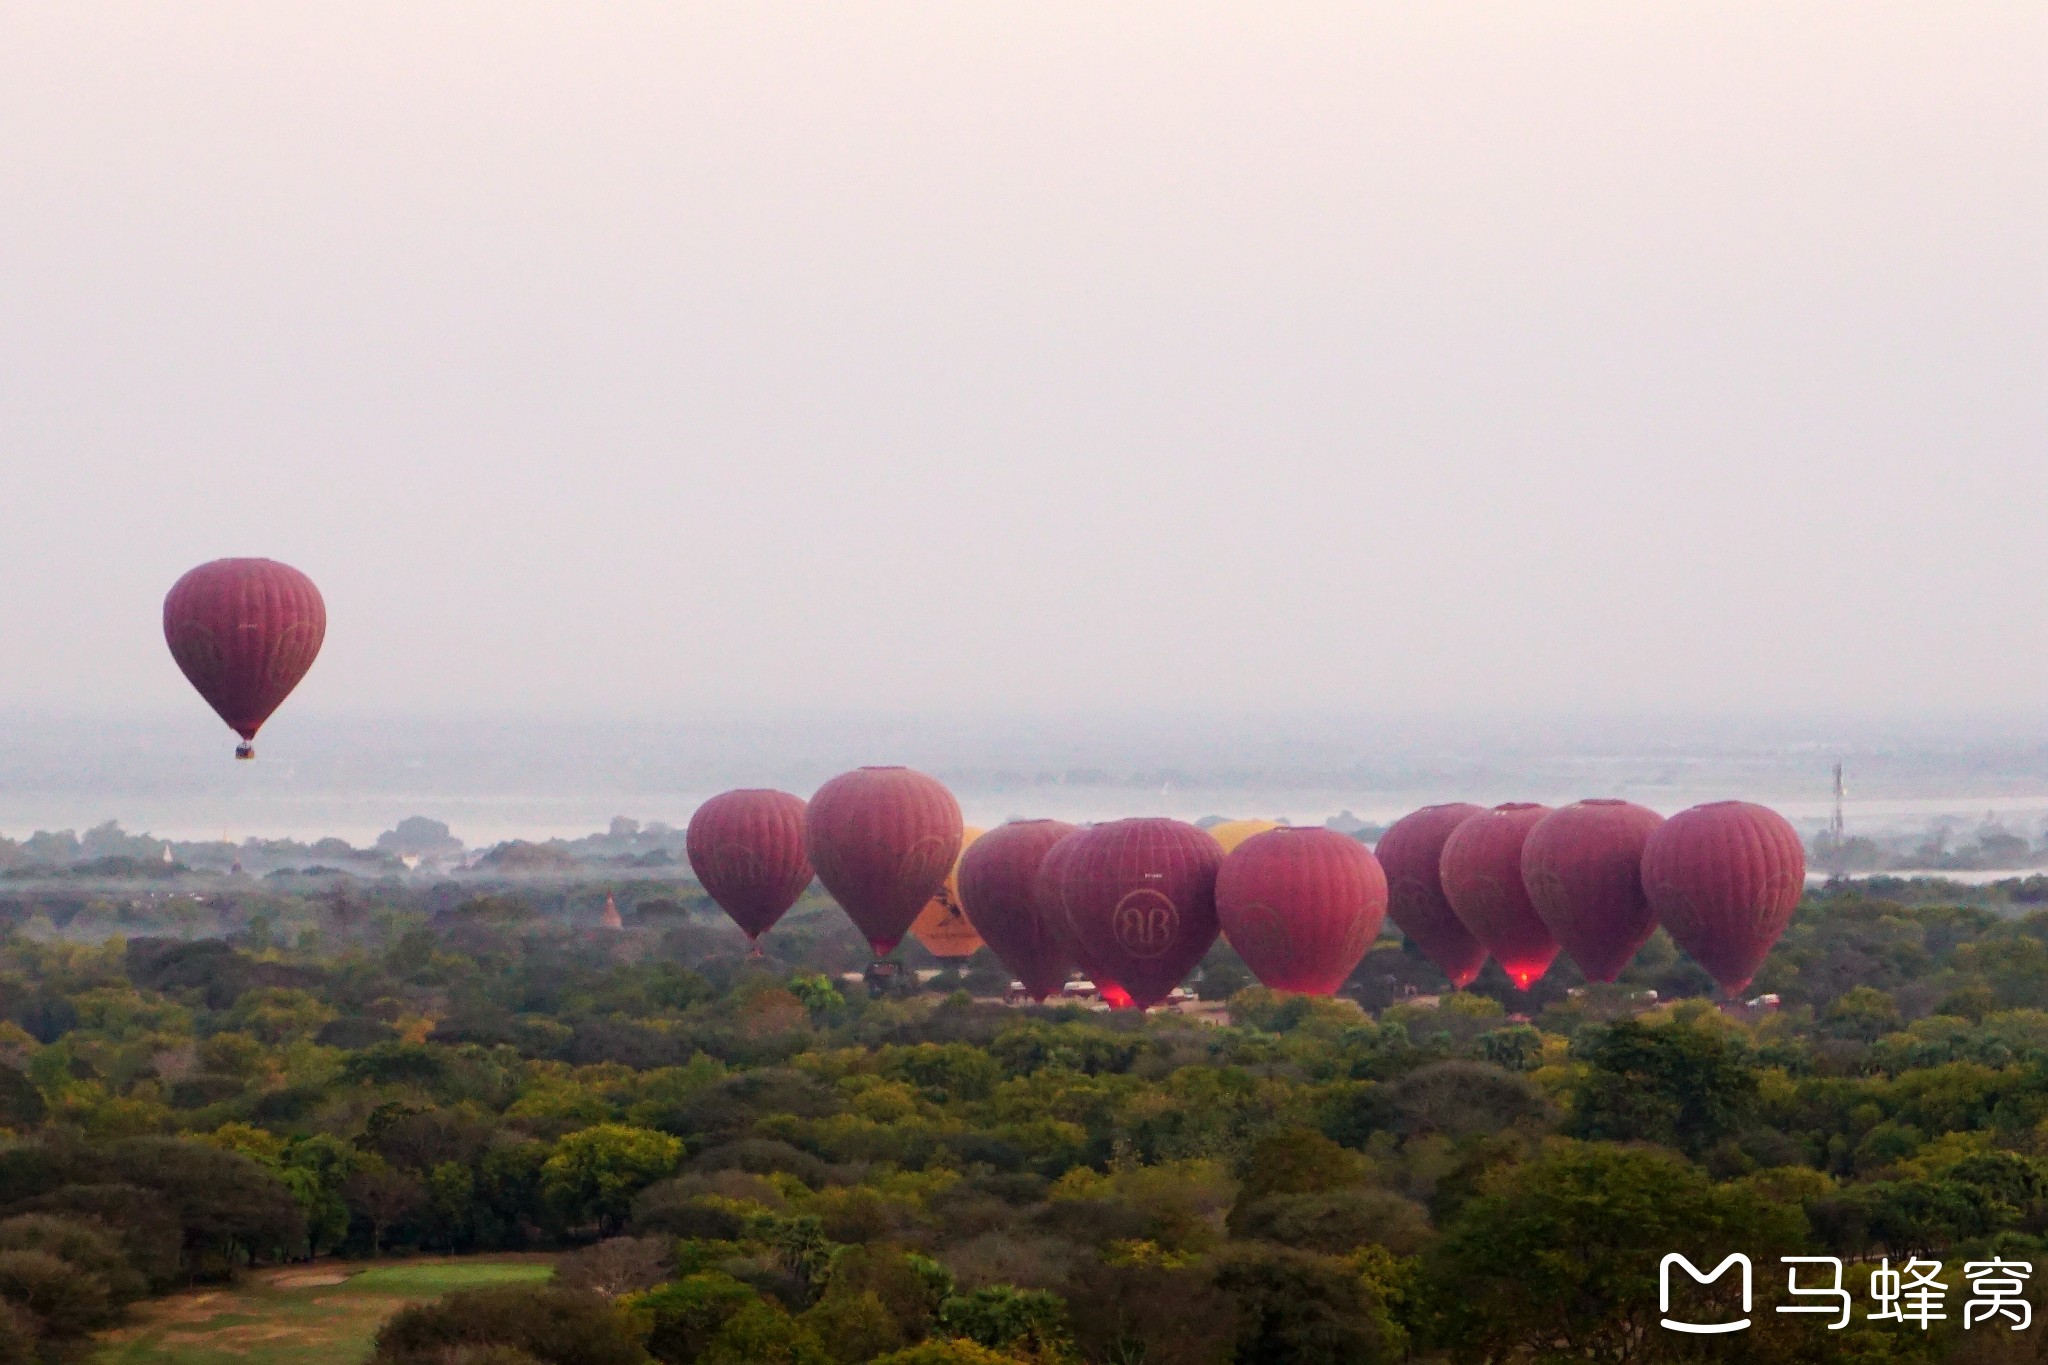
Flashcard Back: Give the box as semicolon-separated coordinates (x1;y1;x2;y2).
1217;827;1387;995
957;820;1077;999
1439;803;1557;990
805;767;964;956
1375;804;1489;988
910;827;986;959
687;789;814;943
1522;800;1666;983
1034;828;1136;1008
163;558;326;754
1051;818;1223;1009
1641;801;1805;996
1208;819;1280;853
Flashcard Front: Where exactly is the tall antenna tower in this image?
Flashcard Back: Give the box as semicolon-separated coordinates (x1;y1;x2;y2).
1828;762;1847;876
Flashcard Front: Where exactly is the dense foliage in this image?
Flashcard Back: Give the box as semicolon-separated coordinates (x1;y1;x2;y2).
4;870;2048;1360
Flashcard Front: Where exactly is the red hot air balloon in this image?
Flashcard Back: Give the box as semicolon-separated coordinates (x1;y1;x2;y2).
1439;803;1556;991
1033;828;1133;1008
1217;827;1387;996
805;767;963;957
1376;804;1489;988
957;820;1077;1001
163;558;326;759
1052;818;1223;1010
1641;801;1805;997
687;789;814;951
1521;800;1666;983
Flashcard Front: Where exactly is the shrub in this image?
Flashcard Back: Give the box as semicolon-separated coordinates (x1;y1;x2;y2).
370;1285;644;1365
0;1213;146;1303
0;1248;113;1339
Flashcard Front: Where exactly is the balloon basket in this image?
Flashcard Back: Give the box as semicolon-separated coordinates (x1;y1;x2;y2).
234;743;255;760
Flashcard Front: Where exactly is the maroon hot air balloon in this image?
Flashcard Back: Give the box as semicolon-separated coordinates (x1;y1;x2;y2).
1033;827;1132;1007
687;788;814;951
1052;818;1223;1010
1641;801;1805;997
1217;827;1387;995
163;558;326;759
1521;800;1666;983
1439;803;1556;991
957;819;1077;1001
1376;804;1489;988
805;766;964;957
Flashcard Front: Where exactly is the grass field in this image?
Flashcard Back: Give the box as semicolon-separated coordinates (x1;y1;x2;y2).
90;1256;556;1365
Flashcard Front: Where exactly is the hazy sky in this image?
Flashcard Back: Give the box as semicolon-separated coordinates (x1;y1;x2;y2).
2;3;2041;722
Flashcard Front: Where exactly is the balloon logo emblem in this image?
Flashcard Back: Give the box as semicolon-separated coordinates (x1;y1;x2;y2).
1112;888;1179;959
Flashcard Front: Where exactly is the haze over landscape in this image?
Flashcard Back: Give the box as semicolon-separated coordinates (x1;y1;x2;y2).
2;3;2042;754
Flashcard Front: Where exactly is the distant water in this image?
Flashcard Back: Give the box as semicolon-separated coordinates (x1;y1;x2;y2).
4;710;2048;847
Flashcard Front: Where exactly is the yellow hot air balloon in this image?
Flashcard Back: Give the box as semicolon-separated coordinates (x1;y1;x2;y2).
911;826;985;959
1209;819;1281;853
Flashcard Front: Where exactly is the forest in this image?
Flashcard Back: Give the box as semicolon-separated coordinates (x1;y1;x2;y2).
1;867;2047;1363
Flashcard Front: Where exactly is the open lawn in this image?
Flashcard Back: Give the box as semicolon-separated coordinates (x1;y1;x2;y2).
90;1256;557;1365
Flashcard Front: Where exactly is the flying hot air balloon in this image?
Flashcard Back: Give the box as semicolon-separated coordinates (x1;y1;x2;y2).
1051;818;1223;1010
163;558;325;759
805;767;963;957
1208;819;1280;853
1641;801;1805;996
1035;827;1135;1009
1439;803;1557;990
1375;804;1489;988
687;788;814;952
1216;827;1387;995
957;819;1077;1000
1521;800;1665;983
910;826;986;959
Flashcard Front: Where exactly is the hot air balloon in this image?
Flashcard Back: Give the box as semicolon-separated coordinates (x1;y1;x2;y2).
1216;827;1387;995
1050;818;1223;1010
163;558;325;759
805;767;963;957
1035;827;1136;1009
1208;819;1280;854
1641;801;1805;996
910;826;986;959
1521;800;1665;983
1375;804;1489;988
957;819;1077;1000
1439;803;1556;990
687;788;814;951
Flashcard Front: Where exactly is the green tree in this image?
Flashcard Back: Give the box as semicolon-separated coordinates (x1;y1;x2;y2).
802;1291;906;1364
1565;1018;1758;1157
937;1285;1072;1357
1822;986;1901;1042
543;1125;684;1235
1422;1140;1804;1363
700;1300;829;1365
637;1273;761;1365
1212;1244;1392;1365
